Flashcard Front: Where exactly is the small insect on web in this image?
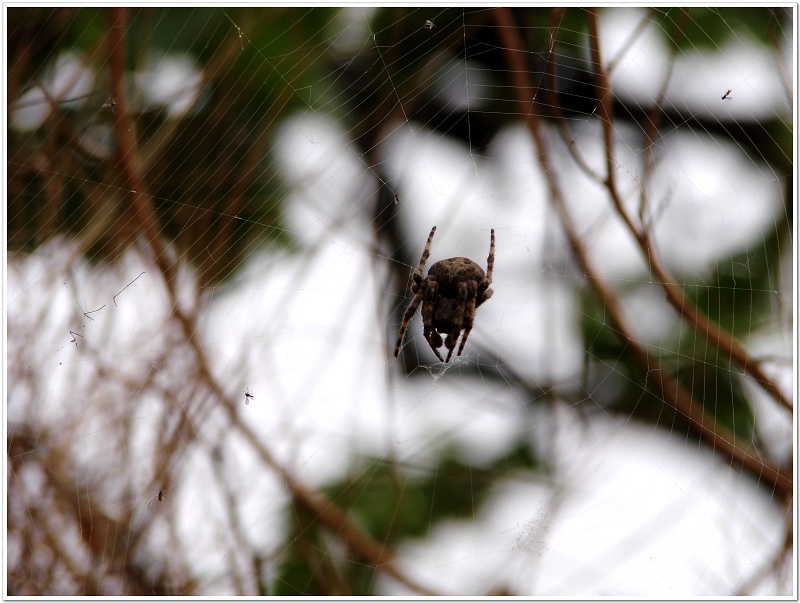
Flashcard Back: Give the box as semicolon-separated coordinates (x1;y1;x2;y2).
147;490;166;511
424;20;435;30
244;388;255;405
721;89;733;101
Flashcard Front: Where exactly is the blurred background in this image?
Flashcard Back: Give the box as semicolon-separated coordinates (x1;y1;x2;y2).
6;6;794;596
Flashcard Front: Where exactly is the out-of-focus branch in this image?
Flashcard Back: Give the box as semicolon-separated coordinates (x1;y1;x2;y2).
585;9;792;414
491;7;792;501
638;58;673;225
8;428;179;596
734;518;793;595
212;370;441;596
106;10;439;596
109;8;177;292
638;9;688;226
544;8;603;183
605;8;658;76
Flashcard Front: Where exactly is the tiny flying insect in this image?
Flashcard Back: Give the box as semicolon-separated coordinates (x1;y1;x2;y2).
424;19;435;30
147;489;166;510
721;89;732;101
244;388;255;405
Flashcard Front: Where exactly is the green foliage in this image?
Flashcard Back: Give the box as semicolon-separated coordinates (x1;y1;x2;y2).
272;445;538;595
64;8;109;53
690;227;784;338
580;270;760;439
656;7;786;51
7;7;345;283
675;357;756;442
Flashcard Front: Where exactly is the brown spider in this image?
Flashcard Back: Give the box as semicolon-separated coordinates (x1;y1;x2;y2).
394;226;495;363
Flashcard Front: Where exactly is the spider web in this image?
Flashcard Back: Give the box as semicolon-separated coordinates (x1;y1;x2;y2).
5;6;795;597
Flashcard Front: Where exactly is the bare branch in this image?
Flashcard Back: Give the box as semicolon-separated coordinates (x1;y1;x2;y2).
492;6;791;500
585;8;791;414
104;10;441;594
112;272;145;307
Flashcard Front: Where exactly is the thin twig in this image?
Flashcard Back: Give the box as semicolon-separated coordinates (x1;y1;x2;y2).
63;282;84;313
111;272;144;312
83;305;106;320
586;9;792;413
112;272;145;307
606;8;658;75
106;9;439;595
491;7;791;500
733;519;792;594
544;8;604;183
637;9;687;226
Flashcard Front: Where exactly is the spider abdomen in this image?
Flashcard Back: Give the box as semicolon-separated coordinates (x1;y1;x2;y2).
428;258;485;296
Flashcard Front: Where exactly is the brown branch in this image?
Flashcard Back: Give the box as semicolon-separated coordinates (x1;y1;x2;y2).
733;514;792;594
210;369;441;596
639;8;688;227
107;9;439;595
108;8;177;293
585;9;792;414
544;8;604;183
9;428;174;595
492;7;791;500
638;56;673;226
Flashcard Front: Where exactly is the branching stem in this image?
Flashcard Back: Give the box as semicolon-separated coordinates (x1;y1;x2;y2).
584;9;791;414
107;8;438;595
492;6;791;500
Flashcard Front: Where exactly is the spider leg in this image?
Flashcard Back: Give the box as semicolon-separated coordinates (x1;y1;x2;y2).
486;229;495;283
421;279;437;332
477;229;495;308
427;334;445;362
396;227;438;359
457;283;478;357
394;289;424;357
421;280;445;361
444;282;470;362
456;327;471;357
413;226;437;280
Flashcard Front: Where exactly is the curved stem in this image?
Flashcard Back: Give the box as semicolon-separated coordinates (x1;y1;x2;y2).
585;9;791;413
107;9;438;595
492;6;791;500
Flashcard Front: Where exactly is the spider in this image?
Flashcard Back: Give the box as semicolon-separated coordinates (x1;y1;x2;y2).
394;226;494;363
